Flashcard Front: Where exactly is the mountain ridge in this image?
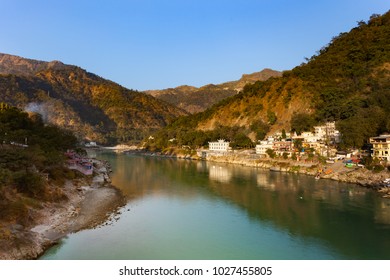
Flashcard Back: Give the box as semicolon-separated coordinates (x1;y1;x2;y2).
145;68;282;113
0;53;187;144
0;53;69;76
147;11;390;150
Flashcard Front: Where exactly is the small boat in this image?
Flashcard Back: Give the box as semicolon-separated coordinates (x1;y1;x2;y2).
270;167;281;172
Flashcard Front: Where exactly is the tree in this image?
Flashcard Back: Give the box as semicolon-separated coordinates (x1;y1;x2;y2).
232;133;253;149
290;113;316;135
250;120;270;141
267;110;277;125
266;149;276;159
293;139;303;152
337;107;385;148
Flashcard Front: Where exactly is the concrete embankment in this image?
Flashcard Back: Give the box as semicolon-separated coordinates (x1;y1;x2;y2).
0;159;125;260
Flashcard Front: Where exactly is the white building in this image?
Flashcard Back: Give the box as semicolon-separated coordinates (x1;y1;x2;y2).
370;134;390;162
292;122;341;145
292;132;320;143
85;141;97;147
255;140;274;156
209;139;230;152
314;122;341;143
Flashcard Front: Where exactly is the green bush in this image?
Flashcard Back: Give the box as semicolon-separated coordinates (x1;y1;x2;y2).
372;165;385;173
267;110;277;125
291;153;297;161
266;149;276;159
12;171;46;198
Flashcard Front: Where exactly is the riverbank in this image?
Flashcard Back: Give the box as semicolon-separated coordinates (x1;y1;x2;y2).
0;159;125;260
127;148;390;197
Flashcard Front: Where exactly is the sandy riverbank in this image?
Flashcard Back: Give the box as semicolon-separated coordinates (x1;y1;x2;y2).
0;159;126;260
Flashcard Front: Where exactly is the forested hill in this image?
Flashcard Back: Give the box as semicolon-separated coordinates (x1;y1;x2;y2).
0;106;78;226
145;69;281;113
148;11;390;150
0;54;187;144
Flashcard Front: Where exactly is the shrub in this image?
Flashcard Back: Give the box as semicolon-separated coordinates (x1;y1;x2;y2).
266;149;276;159
291;153;297;161
8;199;29;225
267;110;277;125
12;171;46;198
48;166;76;186
372;165;384;173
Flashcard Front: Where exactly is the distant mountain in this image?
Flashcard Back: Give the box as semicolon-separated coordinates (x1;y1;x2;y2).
148;12;390;150
145;69;281;113
220;69;283;91
0;53;70;76
0;53;186;144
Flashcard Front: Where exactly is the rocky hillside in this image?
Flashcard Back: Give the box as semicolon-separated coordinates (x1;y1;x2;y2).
0;54;186;144
0;53;61;76
145;69;281;113
148;11;390;150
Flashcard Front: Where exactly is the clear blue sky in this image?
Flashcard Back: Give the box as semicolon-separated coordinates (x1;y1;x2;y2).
1;0;389;90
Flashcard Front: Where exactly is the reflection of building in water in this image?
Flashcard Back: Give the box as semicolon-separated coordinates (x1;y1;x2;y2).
196;161;208;173
86;149;97;158
257;172;302;192
257;173;275;190
209;165;232;183
375;200;390;225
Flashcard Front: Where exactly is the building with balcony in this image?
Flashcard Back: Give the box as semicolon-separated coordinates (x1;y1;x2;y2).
370;134;390;162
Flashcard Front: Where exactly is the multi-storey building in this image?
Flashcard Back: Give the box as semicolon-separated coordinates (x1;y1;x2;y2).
314;122;341;143
370;134;390;161
255;140;274;156
208;139;230;152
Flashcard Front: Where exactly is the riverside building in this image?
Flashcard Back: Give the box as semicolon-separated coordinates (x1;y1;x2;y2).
208;139;230;152
370;134;390;162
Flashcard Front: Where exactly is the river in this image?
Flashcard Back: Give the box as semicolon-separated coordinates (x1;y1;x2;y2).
41;152;390;259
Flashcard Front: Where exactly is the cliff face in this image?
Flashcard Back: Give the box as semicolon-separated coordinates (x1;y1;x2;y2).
0;53;186;144
145;69;282;114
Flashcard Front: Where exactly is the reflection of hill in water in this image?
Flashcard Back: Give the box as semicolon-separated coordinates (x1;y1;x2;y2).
100;152;390;259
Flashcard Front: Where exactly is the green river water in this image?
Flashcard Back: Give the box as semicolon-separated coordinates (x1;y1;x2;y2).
41;152;390;259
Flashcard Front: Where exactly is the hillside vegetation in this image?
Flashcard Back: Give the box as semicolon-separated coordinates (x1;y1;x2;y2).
147;12;390;150
145;69;281;113
0;106;78;228
0;55;186;144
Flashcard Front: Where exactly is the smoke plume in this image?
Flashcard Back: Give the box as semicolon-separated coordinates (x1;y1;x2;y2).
25;102;49;122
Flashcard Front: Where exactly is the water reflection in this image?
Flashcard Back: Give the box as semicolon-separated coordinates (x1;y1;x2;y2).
209;165;233;183
97;152;390;259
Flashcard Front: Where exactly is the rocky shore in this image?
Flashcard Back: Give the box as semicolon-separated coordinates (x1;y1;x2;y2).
130;149;390;198
207;155;390;197
0;159;125;260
